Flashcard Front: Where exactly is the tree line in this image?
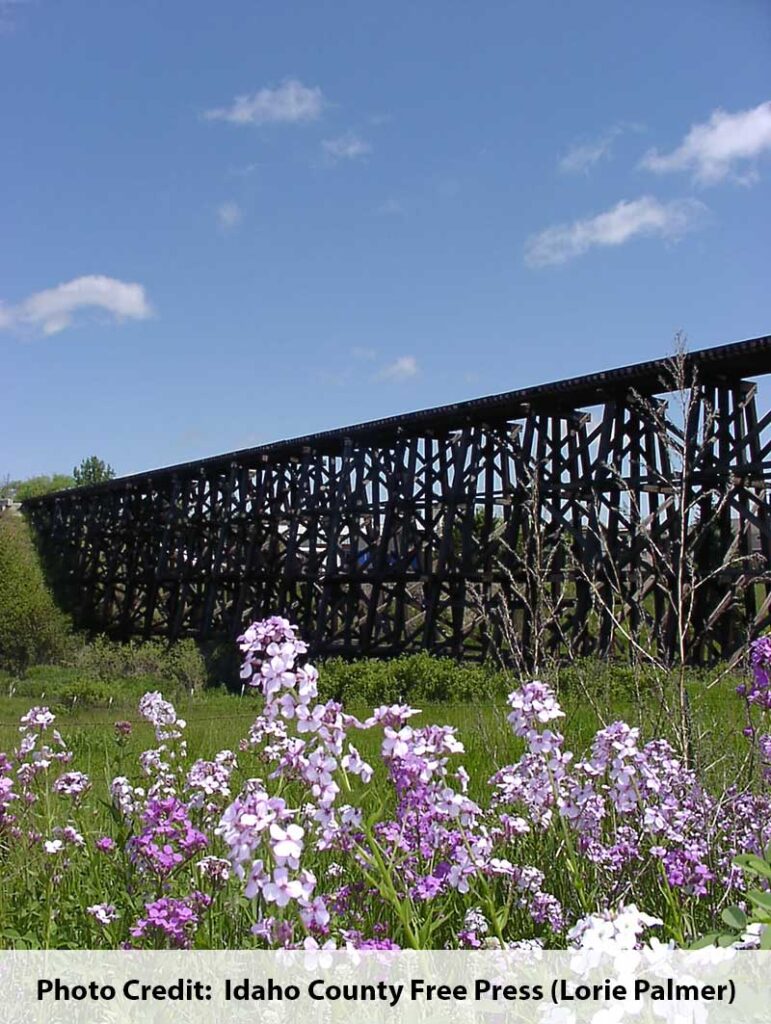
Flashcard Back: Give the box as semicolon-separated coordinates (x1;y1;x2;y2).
1;456;115;501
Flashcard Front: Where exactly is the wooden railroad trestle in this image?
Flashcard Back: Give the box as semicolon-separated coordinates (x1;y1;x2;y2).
23;336;771;663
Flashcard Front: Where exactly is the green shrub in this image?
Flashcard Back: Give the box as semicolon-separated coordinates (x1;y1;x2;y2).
72;634;207;694
2;667;162;707
164;639;207;694
73;634;129;680
314;653;742;711
50;677;114;711
554;659;650;702
317;653;513;706
0;514;70;674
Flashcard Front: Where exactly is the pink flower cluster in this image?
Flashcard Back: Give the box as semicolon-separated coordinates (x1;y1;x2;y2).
130;893;211;949
493;680;771;903
744;636;771;710
128;796;208;877
4;617;771;951
232;621;568;943
2;704;87;862
739;635;771;782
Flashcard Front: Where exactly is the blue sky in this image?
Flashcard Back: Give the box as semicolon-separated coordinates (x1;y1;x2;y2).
3;0;771;479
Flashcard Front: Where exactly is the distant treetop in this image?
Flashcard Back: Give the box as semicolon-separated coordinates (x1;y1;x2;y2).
13;474;75;500
73;456;116;487
1;456;116;501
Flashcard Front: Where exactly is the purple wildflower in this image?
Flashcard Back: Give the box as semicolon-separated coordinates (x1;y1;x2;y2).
128;796;207;876
130;894;210;949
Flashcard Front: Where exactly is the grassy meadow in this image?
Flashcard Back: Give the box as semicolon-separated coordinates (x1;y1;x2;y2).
0;657;750;803
1;645;764;951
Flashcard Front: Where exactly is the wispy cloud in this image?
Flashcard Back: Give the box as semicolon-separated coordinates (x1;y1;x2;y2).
204;79;324;126
641;101;771;185
0;275;152;336
559;132;617;175
316;349;419;387
216;201;242;230
558;123;644;174
376;355;419;381
525;196;706;267
321;133;372;162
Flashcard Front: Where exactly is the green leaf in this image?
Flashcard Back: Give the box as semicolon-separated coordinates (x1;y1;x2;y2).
746;890;771;914
760;926;771;951
689;933;720;949
721;906;747;931
0;929;32;950
733;854;771;880
716;934;737;948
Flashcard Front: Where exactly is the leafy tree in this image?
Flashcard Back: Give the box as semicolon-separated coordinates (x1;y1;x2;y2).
0;513;70;673
14;474;75;500
73;455;115;487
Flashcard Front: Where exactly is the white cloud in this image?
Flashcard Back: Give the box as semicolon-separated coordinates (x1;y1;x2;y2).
0;275;152;336
559;134;615;175
204;79;324;126
322;133;372;161
376;355;419;381
641;101;771;184
217;201;242;230
525;196;706;267
558;123;644;174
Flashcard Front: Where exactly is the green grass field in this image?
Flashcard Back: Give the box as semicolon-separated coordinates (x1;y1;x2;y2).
0;656;762;950
0;660;750;801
